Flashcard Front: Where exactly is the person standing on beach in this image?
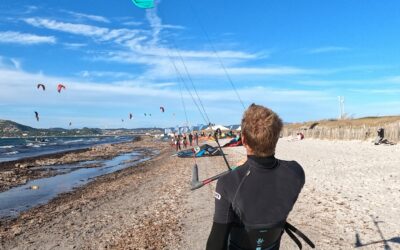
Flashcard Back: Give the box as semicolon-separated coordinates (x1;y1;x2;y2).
189;133;193;146
207;104;306;250
194;132;199;145
175;135;181;151
183;134;188;148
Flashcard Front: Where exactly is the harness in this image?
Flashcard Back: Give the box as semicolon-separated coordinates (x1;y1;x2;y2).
228;164;315;250
229;221;315;250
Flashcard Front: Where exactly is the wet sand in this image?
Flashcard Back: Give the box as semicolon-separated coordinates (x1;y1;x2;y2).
1;138;399;249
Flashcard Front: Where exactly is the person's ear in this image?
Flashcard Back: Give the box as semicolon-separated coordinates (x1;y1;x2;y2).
241;134;246;145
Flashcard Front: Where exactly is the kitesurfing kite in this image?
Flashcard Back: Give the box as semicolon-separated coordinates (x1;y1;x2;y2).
131;0;154;9
37;84;45;91
121;119;124;122
69;122;72;126
144;113;147;116
57;84;66;93
160;106;165;112
34;111;39;122
178;144;222;158
129;113;133;120
223;136;243;147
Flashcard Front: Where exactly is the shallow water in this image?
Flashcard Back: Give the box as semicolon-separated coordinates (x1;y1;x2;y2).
0;150;154;219
0;136;134;162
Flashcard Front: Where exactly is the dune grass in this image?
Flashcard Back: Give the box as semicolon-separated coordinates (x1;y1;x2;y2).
285;116;400;129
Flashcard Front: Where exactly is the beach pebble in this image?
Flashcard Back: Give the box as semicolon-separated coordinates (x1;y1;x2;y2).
2;170;14;177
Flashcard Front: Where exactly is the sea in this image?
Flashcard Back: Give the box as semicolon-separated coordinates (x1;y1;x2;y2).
0;136;134;162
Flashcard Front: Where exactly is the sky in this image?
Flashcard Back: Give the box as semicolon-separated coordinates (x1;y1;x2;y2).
0;0;400;129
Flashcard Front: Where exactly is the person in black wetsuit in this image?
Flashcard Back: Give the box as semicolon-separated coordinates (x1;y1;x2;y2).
189;133;193;146
195;132;199;146
207;104;306;250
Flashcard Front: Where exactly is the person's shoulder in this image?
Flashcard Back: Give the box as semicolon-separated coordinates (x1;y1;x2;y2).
278;159;305;181
218;163;250;188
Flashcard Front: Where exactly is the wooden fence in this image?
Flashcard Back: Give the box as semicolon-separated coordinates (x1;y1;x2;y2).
282;122;400;142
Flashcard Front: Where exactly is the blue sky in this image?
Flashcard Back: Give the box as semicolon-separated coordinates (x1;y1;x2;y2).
0;0;399;129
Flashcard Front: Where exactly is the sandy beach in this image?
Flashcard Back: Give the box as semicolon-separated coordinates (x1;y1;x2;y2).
1;137;399;249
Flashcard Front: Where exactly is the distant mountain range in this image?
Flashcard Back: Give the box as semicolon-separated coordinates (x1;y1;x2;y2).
0;120;163;137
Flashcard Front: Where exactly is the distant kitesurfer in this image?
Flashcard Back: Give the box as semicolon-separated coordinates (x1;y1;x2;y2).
34;111;39;122
37;83;45;91
207;104;307;250
57;84;66;93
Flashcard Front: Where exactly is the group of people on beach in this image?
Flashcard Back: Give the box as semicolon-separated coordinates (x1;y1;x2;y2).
173;132;199;151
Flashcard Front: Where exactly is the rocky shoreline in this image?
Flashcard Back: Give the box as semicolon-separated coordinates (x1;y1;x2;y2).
0;137;144;192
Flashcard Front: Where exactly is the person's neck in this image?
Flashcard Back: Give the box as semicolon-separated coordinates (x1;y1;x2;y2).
244;145;254;155
247;154;275;159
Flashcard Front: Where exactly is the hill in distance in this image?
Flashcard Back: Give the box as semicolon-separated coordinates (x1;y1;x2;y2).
0;120;164;138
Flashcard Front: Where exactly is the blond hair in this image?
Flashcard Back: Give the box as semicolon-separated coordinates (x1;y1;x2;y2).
241;104;283;156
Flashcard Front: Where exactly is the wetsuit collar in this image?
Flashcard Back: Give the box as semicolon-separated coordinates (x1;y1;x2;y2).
247;155;278;169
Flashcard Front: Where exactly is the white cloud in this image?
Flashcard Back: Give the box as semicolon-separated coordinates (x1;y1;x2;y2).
2;62;398;127
22;15;269;80
146;56;313;77
385;76;400;84
0;31;55;44
24;18;109;37
24;17;147;49
161;24;185;30
146;8;162;45
139;47;258;59
144;2;184;43
349;88;400;94
78;70;137;79
308;46;350;54
63;42;87;49
9;58;21;70
123;21;143;26
0;64;335;124
24;5;39;14
65;11;110;23
299;74;400;87
209;66;313;76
